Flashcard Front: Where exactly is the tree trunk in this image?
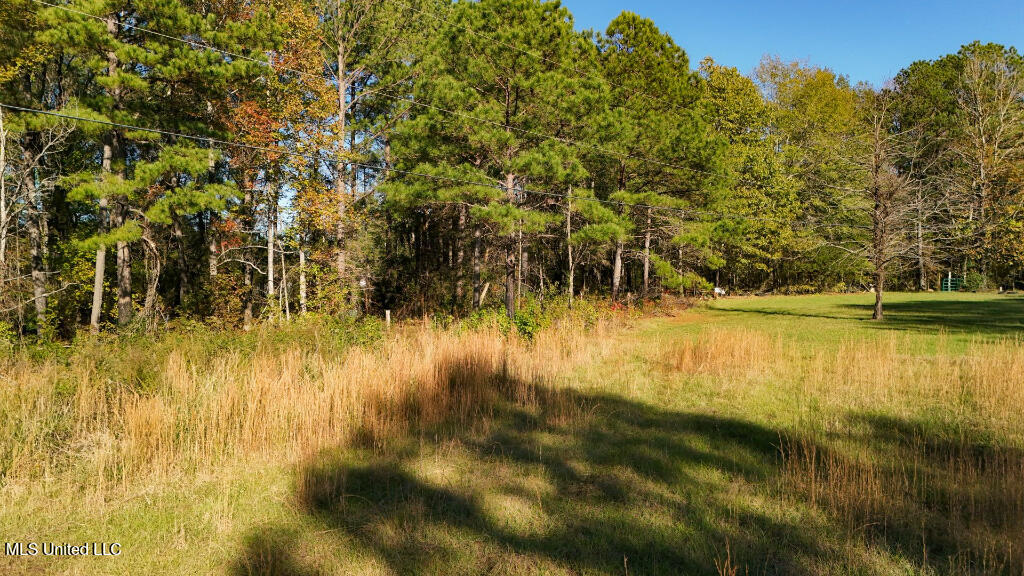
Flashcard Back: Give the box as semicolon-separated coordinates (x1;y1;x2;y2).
208;215;219;278
873;268;885;320
266;188;277;315
872;199;886;322
566;193;574;308
454;205;466;308
279;240;289;321
539;254;545;303
611;240;623;301
172;211;189;307
504;247;515;319
870;151;887;320
27;170;47;330
0;107;7;283
521;249;528;302
298;245;307;314
504;172;517;319
115;202;132;325
241;176;254;330
243;263;253;330
479;282;490;306
91;14;120;334
141;231;161;324
110;18;130;326
472;226;483;309
516;225;523;305
90;130;113;334
642;208;651;298
917;215;926;291
89;200;107;334
334;38;349;286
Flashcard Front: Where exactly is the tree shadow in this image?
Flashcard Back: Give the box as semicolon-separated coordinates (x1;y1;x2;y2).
713;306;857;323
284;392;828;575
717;295;1024;338
844;297;1024;337
231;529;318;576
788;411;1024;574
232;357;1024;575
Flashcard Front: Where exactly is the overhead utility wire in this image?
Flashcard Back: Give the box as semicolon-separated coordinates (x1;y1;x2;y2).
0;103;691;216
30;0;717;179
1;103;795;223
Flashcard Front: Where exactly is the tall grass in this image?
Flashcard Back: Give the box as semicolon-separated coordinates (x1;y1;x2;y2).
662;328;1024;574
3;305;1023;574
663;328;1024;437
0;315;611;491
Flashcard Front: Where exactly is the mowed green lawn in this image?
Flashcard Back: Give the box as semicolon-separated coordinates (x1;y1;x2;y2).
687;291;1024;346
2;293;1022;575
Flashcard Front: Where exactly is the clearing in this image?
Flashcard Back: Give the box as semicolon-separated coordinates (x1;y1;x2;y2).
2;292;1022;575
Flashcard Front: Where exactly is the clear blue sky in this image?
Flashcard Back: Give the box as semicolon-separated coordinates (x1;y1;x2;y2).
560;0;1023;86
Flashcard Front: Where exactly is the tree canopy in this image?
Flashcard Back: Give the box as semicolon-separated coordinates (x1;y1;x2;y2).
1;0;1021;337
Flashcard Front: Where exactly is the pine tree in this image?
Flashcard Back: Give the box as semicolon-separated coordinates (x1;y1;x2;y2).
596;12;723;299
37;0;270;330
387;0;595;318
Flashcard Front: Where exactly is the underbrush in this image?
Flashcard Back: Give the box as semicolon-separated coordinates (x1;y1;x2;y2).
2;296;1022;575
0;301;623;491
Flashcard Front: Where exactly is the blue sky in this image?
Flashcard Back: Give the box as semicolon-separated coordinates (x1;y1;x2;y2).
560;0;1023;86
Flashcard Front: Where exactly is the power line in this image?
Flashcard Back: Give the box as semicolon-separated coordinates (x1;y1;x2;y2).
13;103;803;226
0;102;700;217
29;0;718;179
3;102;800;224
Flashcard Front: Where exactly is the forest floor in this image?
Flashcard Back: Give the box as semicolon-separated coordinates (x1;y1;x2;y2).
2;292;1023;575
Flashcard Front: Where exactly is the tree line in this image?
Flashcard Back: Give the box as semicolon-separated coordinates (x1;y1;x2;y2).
0;0;1021;338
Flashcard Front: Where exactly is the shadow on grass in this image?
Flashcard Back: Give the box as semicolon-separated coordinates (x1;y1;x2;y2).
233;529;316;576
794;412;1024;574
233;359;1024;575
845;296;1024;337
720;295;1024;338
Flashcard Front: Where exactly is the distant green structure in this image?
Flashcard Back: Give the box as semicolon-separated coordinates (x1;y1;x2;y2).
941;275;963;292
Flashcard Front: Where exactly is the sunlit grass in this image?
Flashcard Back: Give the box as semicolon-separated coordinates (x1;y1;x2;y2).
1;293;1022;575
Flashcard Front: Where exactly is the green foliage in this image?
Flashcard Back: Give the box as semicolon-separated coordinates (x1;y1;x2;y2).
461;307;511;333
457;293;603;340
73;221;143;252
430;311;455;331
571;222;624;246
680;271;713;294
511;297;548;341
962;271;986;292
471;203;558;236
650;254;682;291
1;0;1021;335
0;320;14;348
779;284;818;295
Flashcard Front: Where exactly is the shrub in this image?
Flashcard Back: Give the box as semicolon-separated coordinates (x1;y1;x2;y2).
780;284;818;295
431;311;455;331
0;320;14;344
462;307;510;333
962;271;986;292
680;272;713;295
512;298;551;341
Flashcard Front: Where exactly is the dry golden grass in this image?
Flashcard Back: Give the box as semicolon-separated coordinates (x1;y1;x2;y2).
660;327;1024;573
661;327;1024;437
0;316;612;493
3;296;1023;575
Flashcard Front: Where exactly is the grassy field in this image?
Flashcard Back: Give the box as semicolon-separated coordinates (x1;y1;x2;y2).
1;292;1023;575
